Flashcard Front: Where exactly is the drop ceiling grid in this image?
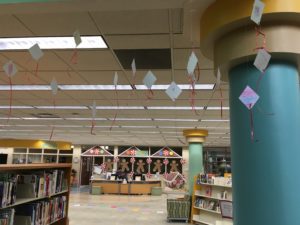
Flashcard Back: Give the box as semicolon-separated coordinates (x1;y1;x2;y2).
0;4;231;146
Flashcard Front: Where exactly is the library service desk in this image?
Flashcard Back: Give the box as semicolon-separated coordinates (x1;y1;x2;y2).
90;178;161;195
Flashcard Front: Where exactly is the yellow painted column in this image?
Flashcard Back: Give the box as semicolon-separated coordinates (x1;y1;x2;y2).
183;129;208;194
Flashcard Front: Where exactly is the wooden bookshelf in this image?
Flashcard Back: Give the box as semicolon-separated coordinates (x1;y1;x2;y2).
0;163;72;225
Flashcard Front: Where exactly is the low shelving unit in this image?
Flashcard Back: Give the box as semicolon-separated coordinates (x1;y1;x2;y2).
191;176;233;225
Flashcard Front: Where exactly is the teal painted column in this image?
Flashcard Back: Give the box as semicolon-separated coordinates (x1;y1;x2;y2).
188;143;204;194
183;129;208;194
229;61;300;225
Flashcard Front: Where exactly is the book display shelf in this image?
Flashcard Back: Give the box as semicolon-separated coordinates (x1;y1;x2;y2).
12;148;73;164
191;175;233;225
0;163;72;225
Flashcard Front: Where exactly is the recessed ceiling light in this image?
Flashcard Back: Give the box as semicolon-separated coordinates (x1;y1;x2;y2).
148;106;204;110
201;119;230;122
96;106;144;110
0;106;33;109
36;106;88;109
111;118;152;121
65;118;107;121
0;36;107;50
154;118;198;122
206;106;230;110
0;84;215;91
21;117;63;120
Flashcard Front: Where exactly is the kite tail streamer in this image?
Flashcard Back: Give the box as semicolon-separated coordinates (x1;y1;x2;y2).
250;106;255;142
91;120;96;135
110;86;119;131
70;49;78;64
35;62;39;77
7;77;13;121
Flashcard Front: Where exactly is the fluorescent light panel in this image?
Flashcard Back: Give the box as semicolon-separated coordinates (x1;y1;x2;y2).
207;107;230;110
148;106;204;110
0;106;33;109
155;118;198;122
96;106;144;110
0;84;214;91
201;119;229;122
0;36;107;50
36;106;88;109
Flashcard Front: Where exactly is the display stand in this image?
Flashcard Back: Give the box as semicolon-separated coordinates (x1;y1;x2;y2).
191;176;233;225
0;163;72;225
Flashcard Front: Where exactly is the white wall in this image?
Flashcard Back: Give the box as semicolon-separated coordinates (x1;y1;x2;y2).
182;146;189;190
71;145;81;185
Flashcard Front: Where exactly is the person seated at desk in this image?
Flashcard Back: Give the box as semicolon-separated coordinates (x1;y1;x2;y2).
116;166;127;181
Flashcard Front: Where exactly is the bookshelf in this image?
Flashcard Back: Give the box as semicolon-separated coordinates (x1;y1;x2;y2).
0;163;72;225
12;148;73;164
191;176;233;225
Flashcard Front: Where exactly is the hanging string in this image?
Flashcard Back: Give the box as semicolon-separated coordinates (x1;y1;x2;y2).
34;62;39;77
219;86;223;118
109;85;119;131
7;77;13;122
49;126;55;140
49;98;56;140
70;49;78;65
249;107;255;142
146;88;154;100
90;120;96;135
253;26;269;91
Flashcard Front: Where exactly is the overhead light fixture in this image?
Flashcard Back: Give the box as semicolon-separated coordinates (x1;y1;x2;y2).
96;106;144;110
148;106;204;110
0;36;107;50
36;106;88;109
122;126;157;129
111;118;152;121
21;117;63;120
206;106;230;110
65;118;107;121
154;118;198;122
0;84;214;91
201;119;230;122
0;106;33;109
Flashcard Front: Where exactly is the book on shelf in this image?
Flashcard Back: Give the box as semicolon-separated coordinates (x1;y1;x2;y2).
14;196;67;225
0;208;15;225
195;197;220;212
0;174;18;208
0;169;67;210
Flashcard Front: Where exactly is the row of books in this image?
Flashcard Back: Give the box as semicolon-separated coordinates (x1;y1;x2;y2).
0;196;67;225
0;170;67;208
0;174;18;208
195;197;220;212
198;173;232;186
15;196;67;225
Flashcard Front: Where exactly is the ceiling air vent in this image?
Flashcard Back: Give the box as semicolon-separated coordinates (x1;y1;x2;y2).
31;113;60;119
114;49;171;70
